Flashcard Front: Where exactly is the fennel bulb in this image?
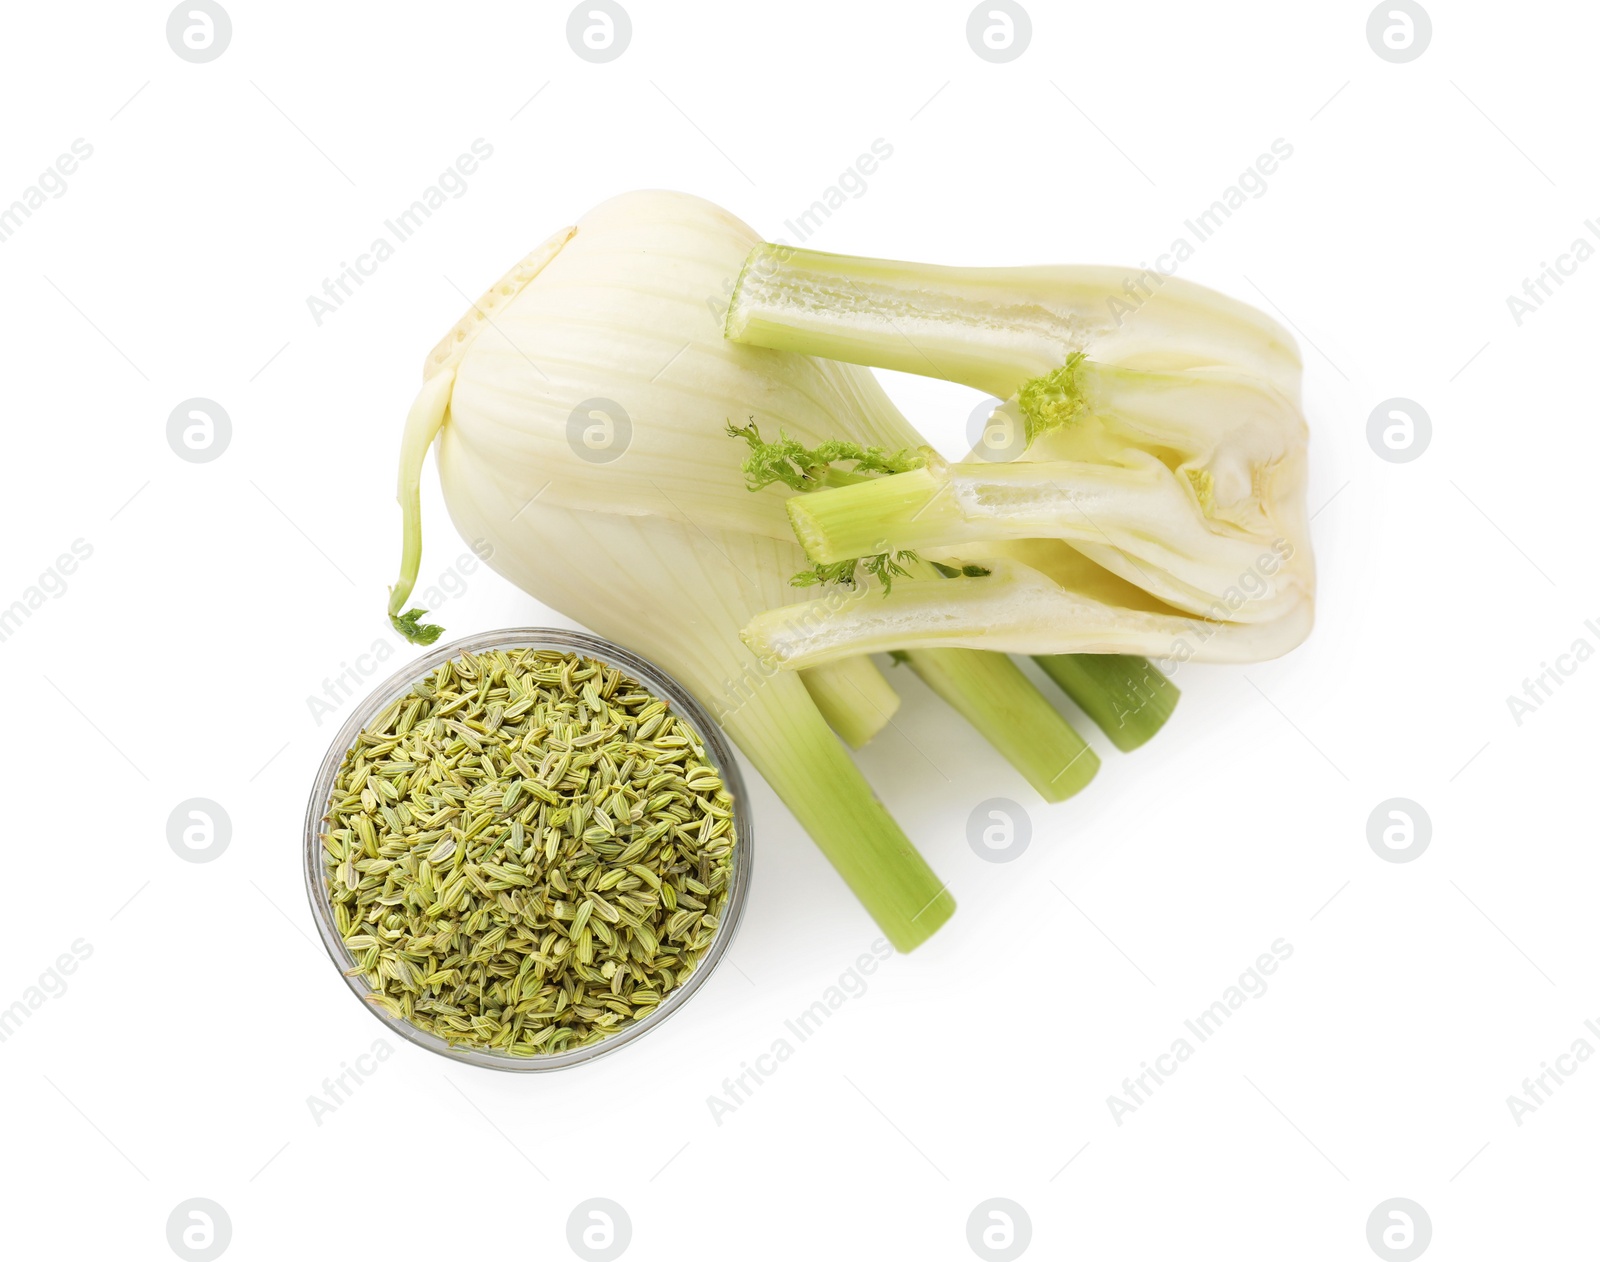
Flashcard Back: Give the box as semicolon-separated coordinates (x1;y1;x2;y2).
386;192;970;948
384;192;1204;950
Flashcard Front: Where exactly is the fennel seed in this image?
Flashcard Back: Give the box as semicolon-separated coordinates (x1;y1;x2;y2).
320;647;735;1056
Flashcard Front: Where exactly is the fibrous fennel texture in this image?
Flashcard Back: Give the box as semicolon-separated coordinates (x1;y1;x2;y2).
726;245;1315;672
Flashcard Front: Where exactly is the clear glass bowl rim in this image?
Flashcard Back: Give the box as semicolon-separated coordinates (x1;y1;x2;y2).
301;626;753;1073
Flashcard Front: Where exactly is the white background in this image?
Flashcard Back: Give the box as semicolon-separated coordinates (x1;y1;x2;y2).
1;2;1593;1258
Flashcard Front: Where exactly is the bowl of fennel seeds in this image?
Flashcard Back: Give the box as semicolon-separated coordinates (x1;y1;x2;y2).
303;629;751;1071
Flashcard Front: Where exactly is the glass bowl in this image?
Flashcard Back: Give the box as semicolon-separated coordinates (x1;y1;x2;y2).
302;627;753;1072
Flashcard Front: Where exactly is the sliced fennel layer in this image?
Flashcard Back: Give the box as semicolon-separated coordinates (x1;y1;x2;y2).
786;449;1306;627
742;558;1313;671
726;244;1303;400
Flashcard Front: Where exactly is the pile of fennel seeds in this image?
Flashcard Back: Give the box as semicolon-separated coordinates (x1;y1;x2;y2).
320;647;735;1057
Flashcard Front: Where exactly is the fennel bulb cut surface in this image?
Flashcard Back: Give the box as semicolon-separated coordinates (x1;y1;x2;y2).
728;245;1316;671
387;190;955;951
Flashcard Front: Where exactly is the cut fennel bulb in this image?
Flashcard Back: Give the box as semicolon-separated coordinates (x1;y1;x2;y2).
382;192;1206;949
727;245;1315;671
